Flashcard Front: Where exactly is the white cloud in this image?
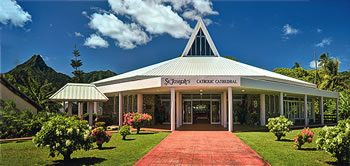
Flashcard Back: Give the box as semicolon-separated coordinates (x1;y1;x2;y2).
88;13;150;49
282;24;299;39
84;34;109;49
309;60;321;69
108;0;193;38
86;0;218;49
315;38;332;48
317;28;322;33
74;32;84;37
0;0;31;27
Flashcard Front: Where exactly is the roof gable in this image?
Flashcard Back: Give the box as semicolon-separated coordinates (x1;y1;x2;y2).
50;83;108;101
182;18;220;57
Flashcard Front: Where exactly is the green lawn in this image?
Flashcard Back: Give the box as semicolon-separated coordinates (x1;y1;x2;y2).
235;127;337;166
0;132;169;166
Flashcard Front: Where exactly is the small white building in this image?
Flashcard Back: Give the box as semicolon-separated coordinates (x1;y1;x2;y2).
53;19;339;131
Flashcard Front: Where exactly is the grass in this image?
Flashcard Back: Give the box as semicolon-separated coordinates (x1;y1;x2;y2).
0;132;169;166
235;127;337;166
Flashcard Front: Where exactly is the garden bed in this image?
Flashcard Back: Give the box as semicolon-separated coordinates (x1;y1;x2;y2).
0;132;169;165
235;127;337;165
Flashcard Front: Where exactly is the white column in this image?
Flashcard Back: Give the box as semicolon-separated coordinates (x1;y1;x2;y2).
260;94;266;126
320;96;324;125
88;102;94;126
94;102;98;114
171;88;176;131
78;102;83;119
176;92;181;128
221;93;224;126
67;101;72;117
336;98;339;122
228;87;233;132
279;92;284;116
223;92;227;128
137;94;143;113
119;93;123;126
304;94;308;126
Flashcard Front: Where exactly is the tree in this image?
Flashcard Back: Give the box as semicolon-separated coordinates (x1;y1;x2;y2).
292;62;301;69
33;115;93;160
339;91;350;120
319;58;348;91
223;56;238;61
70;45;83;83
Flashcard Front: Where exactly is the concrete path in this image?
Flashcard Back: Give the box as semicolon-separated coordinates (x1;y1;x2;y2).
135;131;269;166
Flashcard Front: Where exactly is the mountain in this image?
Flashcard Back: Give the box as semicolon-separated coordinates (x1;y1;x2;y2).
5;55;70;89
82;70;116;83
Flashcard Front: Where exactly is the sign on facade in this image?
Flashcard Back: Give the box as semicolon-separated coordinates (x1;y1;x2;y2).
161;76;240;87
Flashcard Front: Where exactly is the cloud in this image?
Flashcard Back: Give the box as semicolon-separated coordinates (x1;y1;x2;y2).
316;28;322;33
74;32;84;37
282;24;299;39
84;34;109;49
0;0;31;27
88;13;149;49
309;60;321;69
315;38;332;48
108;0;193;38
86;0;218;49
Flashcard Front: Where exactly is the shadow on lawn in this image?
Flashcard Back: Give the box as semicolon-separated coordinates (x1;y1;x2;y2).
94;146;116;150
123;138;136;141
299;147;317;151
51;157;106;165
279;139;293;142
137;132;155;135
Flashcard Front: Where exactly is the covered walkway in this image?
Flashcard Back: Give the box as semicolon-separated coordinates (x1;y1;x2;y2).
135;131;269;166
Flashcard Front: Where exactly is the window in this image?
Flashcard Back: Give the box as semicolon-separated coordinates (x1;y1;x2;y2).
186;29;214;56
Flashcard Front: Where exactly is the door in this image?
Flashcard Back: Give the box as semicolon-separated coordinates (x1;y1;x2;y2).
192;101;210;124
183;100;192;124
161;100;171;124
211;100;220;124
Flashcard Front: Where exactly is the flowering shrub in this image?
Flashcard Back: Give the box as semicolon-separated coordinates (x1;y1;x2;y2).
119;125;131;140
266;116;293;141
123;112;152;134
32;115;93;160
316;119;350;164
91;127;112;149
293;128;314;150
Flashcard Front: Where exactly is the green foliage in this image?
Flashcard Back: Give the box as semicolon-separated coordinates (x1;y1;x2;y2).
95;116;114;126
95;122;106;130
316;119;350;164
32;115;93;160
81;70;117;83
0;100;56;138
91;127;112;149
119;125;131;140
266;116;294;141
339;91;350;120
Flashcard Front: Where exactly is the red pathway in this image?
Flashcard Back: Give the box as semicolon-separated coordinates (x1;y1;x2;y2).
135;131;269;166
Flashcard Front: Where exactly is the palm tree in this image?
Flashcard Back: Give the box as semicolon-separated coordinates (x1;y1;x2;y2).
319;58;348;91
292;62;301;69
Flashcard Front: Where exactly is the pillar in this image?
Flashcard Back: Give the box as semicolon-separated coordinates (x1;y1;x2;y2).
88;102;94;126
228;87;233;132
137;94;143;113
94;102;98;114
336;98;339;122
320;96;324;125
223;91;227;128
176;92;180;128
221;93;224;126
279;92;284;116
67;101;72;117
119;92;123;126
78;102;83;119
260;94;266;126
304;94;308;126
171;88;176;131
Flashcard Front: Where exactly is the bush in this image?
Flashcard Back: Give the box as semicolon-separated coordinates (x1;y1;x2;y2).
83;113;97;122
32;115;93;160
95;122;106;130
95;116;114;126
91;127;112;149
316;119;350;164
119;125;131;140
123;112;152;134
0;100;57;139
266;116;294;141
293;128;314;150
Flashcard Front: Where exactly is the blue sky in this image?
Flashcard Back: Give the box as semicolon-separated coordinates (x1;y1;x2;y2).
1;0;349;76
